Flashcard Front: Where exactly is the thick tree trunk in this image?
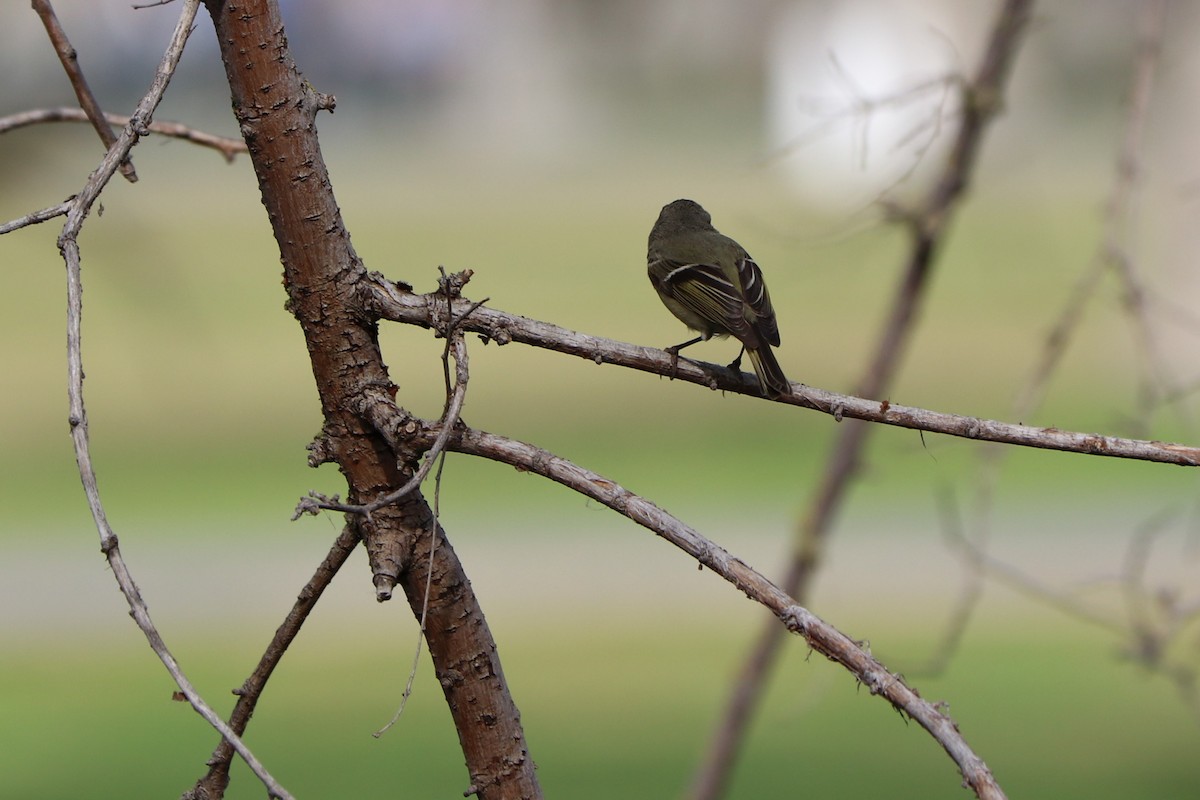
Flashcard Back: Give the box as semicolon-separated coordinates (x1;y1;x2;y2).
190;2;541;797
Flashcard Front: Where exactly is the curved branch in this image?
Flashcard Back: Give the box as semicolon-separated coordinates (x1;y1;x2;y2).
52;1;291;797
402;422;1007;800
367;278;1200;468
0;107;247;162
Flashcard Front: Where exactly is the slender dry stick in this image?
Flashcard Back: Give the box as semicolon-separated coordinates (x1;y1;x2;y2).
0;200;72;234
688;2;1035;797
923;0;1170;675
186;525;359;799
53;1;291;797
372;320;468;738
1104;0;1174;430
0;107;248;162
1016;0;1166;420
32;0;138;182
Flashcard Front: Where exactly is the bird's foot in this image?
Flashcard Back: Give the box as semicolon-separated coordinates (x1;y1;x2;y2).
665;346;682;380
726;346;746;373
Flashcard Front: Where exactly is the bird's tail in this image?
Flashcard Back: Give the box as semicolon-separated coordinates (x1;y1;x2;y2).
747;345;790;399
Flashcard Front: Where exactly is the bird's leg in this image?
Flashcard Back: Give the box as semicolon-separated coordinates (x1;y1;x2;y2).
665;335;704;380
726;345;746;373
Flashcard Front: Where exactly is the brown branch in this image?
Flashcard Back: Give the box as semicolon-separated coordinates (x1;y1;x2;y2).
387;421;1007;800
1015;0;1167;423
53;0;290;797
368;277;1199;468
925;0;1171;677
1100;0;1173;430
0;107;248;162
198;1;540;796
294;274;480;524
691;2;1036;794
185;526;359;799
32;0;138;182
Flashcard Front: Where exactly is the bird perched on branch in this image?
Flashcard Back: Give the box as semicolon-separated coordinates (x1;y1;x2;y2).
647;199;790;398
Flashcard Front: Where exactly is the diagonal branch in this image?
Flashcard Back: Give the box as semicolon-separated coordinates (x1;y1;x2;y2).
199;1;541;795
924;0;1171;676
185;525;360;799
393;421;1008;800
368;278;1200;467
0;200;73;235
689;1;1036;794
32;0;138;182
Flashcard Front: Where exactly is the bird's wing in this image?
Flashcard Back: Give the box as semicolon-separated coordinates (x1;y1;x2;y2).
735;256;780;346
651;258;756;343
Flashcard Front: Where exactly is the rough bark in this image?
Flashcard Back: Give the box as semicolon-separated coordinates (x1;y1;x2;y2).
189;2;540;797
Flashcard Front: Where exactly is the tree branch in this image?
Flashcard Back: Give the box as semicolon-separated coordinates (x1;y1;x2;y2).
0;107;248;162
367;276;1199;467
924;0;1171;677
185;526;360;799
0;200;72;235
391;420;1008;800
32;0;138;182
199;1;541;796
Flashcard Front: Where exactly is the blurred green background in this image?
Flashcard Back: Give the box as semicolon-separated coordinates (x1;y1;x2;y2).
3;1;1199;797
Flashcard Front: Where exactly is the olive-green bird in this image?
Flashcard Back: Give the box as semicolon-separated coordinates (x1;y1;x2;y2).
647;199;790;398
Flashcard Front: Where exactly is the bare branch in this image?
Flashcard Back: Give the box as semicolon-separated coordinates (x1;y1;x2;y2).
51;1;291;797
0;200;72;235
404;422;1008;800
940;508;1200;719
201;2;541;792
691;2;1037;794
927;0;1175;679
1014;0;1168;422
368;278;1200;468
0;107;248;162
185;525;359;799
32;0;138;182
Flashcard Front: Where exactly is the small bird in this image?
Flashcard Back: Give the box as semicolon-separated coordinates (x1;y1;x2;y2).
647;199;790;398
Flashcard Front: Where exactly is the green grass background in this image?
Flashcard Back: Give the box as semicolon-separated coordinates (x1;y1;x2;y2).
2;103;1199;798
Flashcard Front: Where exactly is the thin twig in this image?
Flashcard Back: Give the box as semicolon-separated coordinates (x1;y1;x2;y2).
373;314;466;737
924;0;1172;676
0;200;72;235
1103;0;1175;431
32;0;138;182
0;107;247;162
1015;0;1168;424
186;525;360;798
52;1;291;797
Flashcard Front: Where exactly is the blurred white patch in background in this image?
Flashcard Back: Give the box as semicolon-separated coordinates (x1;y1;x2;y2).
765;1;970;209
